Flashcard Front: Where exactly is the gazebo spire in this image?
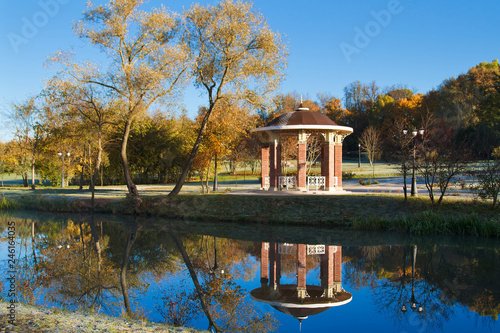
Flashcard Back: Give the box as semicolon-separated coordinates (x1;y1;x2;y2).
295;95;309;112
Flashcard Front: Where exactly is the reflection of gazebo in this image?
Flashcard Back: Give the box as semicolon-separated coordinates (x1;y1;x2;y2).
251;242;352;326
252;103;353;191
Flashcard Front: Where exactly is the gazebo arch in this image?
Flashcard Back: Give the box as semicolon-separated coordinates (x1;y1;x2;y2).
252;104;353;191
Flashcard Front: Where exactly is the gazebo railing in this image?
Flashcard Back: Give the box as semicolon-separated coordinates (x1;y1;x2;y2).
263;177;270;190
279;176;296;190
307;176;326;191
306;176;339;191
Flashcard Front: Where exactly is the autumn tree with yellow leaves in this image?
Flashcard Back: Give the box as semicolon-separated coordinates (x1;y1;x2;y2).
169;0;288;196
50;0;190;197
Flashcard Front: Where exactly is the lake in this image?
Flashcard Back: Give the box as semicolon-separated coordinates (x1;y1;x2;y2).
1;210;499;332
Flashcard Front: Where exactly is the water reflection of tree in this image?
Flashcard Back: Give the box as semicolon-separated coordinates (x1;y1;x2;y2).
156;233;278;333
372;246;454;332
108;219;183;318
35;218;123;311
344;244;500;330
3;218;43;304
343;246;381;291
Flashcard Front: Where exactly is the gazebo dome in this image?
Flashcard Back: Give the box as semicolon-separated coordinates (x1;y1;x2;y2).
267;109;338;127
253;104;353;135
250;285;353;323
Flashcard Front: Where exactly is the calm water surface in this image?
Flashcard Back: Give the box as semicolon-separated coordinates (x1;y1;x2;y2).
1;211;499;333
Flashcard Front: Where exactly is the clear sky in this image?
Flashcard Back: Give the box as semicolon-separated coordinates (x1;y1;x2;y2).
1;0;499;141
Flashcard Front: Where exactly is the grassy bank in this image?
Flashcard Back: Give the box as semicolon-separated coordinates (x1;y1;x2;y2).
1;191;498;237
0;301;204;333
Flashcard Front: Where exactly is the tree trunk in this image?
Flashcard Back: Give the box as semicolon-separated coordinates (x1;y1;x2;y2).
213;153;218;192
79;143;86;191
170;232;220;332
169;105;215;197
91;131;103;207
31;160;36;190
88;143;93;191
403;165;407;201
89;217;101;274
121;119;138;197
31;221;37;265
121;230;137;317
79;221;86;261
199;173;205;194
205;163;210;193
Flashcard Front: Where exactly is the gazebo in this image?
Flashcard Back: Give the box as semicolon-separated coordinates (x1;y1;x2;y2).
252;103;353;191
250;242;352;328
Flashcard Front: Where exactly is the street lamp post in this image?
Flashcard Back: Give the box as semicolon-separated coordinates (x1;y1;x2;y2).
411;129;418;196
402;128;408;200
358;143;361;168
408;128;424;197
57;151;70;188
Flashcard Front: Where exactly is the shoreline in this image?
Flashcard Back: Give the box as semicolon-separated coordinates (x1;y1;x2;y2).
0;301;206;332
1;186;499;237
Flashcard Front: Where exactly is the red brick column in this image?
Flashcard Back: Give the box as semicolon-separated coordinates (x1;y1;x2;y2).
322;142;336;191
269;143;281;191
335;144;343;189
297;143;307;190
321;245;334;288
321;144;326;175
297;244;307;300
260;242;269;287
261;145;269;189
269;243;280;288
333;246;342;283
297;244;307;288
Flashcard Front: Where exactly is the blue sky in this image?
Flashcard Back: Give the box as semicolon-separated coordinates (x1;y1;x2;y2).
1;0;499;141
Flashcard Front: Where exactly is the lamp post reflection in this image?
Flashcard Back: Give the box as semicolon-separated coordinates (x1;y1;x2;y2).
401;245;423;314
209;237;224;275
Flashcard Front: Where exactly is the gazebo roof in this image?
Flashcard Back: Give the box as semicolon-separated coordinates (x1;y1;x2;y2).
250;286;353;320
252;105;353;135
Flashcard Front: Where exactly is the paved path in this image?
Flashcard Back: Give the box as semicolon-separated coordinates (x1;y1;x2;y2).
179;177;473;197
4;176;472;199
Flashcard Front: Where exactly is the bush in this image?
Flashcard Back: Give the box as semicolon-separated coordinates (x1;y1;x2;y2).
0;196;17;210
342;171;355;179
469;160;500;209
358;179;379;186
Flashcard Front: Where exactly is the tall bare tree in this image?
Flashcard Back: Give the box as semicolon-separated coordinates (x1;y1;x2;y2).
416;118;470;205
386;119;414;200
11;96;43;189
359;126;383;177
50;0;190;197
169;0;287;196
45;77;117;204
